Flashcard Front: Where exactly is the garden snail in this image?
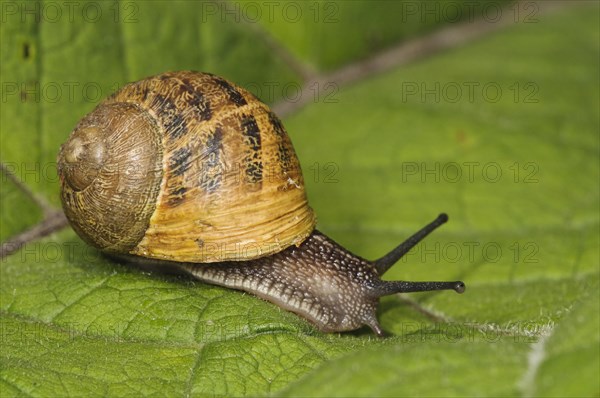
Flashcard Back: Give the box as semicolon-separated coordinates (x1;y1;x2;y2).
57;71;465;336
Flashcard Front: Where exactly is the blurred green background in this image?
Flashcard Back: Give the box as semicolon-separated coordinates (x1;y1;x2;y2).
1;1;598;397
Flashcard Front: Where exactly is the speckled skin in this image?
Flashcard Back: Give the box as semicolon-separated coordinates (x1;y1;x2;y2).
179;230;384;334
123;226;464;335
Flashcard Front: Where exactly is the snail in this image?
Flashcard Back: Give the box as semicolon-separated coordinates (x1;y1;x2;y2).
57;71;465;336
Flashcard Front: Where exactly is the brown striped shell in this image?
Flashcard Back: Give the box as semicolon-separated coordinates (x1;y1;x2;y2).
58;71;316;263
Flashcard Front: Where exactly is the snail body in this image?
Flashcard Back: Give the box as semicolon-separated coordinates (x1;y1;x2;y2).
58;71;464;336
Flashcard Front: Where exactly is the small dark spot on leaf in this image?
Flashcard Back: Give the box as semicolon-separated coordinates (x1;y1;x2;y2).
22;42;30;60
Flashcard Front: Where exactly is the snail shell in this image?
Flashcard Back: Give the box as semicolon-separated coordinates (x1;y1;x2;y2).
58;71;315;262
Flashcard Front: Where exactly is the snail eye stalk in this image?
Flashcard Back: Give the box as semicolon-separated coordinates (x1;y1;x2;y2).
371;213;465;296
374;213;449;274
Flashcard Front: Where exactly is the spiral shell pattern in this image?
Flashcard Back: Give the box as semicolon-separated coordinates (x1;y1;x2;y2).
58;71;316;262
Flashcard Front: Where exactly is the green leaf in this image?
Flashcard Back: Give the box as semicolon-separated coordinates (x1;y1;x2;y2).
532;288;600;397
257;0;507;71
1;2;598;397
0;171;43;242
280;335;532;397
